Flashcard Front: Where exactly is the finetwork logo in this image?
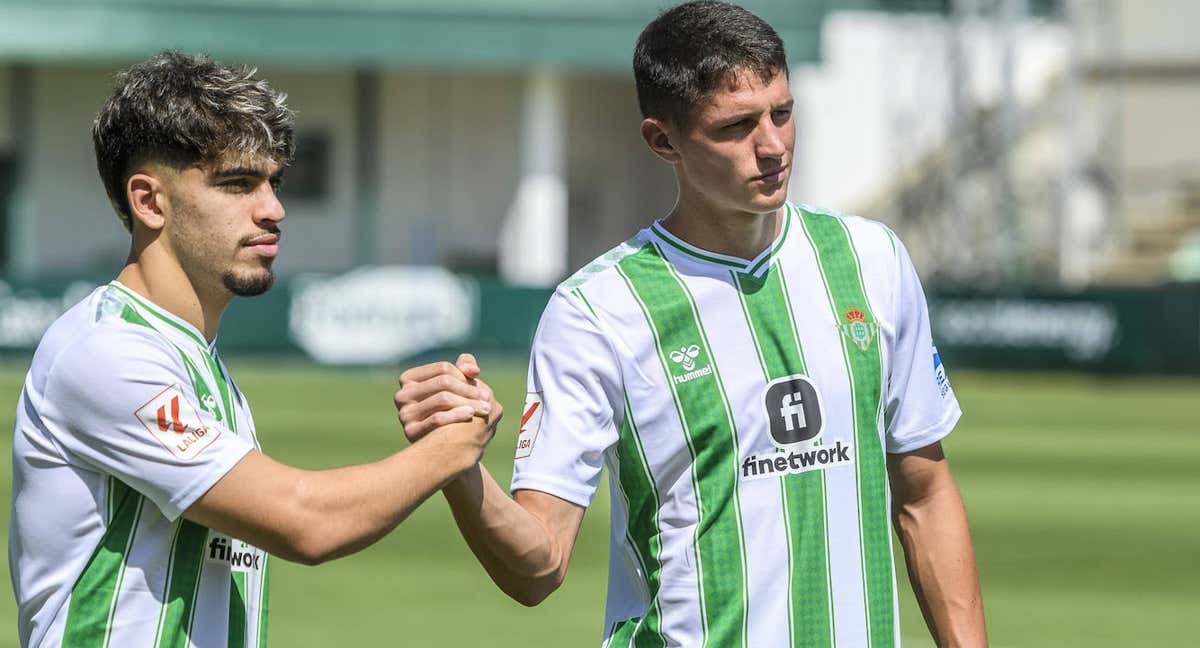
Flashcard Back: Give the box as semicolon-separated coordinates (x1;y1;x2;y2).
742;442;853;481
746;374;854;481
207;534;263;572
668;344;713;385
764;375;823;446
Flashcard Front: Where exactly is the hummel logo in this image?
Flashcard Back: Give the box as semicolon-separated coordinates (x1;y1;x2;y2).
668;344;713;385
201;394;218;413
669;345;701;371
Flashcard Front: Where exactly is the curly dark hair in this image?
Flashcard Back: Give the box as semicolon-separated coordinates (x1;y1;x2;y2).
633;1;788;128
92;51;295;230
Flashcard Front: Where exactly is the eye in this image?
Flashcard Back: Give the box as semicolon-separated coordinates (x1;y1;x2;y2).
220;178;255;193
772;108;792;122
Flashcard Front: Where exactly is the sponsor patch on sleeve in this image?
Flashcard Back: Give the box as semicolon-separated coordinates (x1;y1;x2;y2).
933;342;952;398
514;392;543;460
135;384;221;461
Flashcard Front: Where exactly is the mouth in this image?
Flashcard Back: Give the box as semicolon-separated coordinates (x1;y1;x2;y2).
243;231;281;259
753;165;789;185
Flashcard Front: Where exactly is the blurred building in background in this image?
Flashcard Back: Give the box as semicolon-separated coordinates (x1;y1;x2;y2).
0;0;1196;373
0;0;830;285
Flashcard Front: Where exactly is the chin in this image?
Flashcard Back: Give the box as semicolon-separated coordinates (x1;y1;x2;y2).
222;269;275;297
745;192;789;215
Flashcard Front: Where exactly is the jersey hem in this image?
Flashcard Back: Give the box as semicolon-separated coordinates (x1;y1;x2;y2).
885;402;962;455
509;474;594;508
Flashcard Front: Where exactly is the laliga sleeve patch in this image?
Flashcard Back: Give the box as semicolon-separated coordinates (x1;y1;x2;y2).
135;384;221;461
514;392;543;460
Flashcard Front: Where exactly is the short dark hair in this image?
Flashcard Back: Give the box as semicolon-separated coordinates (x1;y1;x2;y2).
92;51;295;230
633;1;788;127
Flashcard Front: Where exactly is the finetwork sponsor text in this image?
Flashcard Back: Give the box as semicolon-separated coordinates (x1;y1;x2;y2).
741;441;854;481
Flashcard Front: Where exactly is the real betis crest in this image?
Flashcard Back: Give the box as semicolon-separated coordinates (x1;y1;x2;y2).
839;306;878;352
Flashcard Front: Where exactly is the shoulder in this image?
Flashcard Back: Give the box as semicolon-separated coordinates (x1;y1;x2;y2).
44;319;180;396
792;202;899;264
559;230;655;293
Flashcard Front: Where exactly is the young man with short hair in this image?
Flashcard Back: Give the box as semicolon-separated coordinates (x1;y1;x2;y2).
398;2;987;646
9;51;500;648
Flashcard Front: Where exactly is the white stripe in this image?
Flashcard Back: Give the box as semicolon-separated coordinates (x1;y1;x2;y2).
780;228;870;648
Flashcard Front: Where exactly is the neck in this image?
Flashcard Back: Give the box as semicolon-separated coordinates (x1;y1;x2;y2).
116;248;229;343
661;192;783;261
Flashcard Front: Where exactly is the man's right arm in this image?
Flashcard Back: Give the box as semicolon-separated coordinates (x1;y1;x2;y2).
439;464;585;606
185;415;494;566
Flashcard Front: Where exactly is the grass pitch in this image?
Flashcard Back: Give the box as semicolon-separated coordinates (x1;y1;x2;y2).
1;359;1196;646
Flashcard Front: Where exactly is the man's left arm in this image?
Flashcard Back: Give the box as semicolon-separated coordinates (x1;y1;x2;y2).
888;442;987;647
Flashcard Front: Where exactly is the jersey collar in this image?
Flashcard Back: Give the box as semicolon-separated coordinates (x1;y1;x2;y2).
648;203;794;280
108;281;217;353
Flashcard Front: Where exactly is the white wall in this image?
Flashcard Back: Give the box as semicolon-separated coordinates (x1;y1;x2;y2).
378;71;522;268
28;65;128;275
792;11;1069;213
566;76;676;270
1080;0;1200;65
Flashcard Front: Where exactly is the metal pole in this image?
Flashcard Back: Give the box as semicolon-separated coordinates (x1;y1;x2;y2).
997;0;1028;283
353;68;381;266
7;63;34;277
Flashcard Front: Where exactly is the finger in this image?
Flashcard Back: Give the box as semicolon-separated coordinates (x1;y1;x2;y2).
474;378;494;405
396;373;483;407
426;405;477;430
399;361;466;386
456;353;480;380
403;390;491;425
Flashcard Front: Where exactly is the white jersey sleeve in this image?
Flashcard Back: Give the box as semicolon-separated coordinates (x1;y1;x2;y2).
509;290;622;507
883;237;962;453
38;324;255;520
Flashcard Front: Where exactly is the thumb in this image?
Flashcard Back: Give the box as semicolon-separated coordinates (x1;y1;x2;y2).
457;352;480;380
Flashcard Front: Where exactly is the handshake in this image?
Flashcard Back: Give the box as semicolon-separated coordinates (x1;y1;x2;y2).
393;352;505;466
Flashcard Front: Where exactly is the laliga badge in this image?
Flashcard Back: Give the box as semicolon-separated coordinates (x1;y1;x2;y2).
514;392;543;459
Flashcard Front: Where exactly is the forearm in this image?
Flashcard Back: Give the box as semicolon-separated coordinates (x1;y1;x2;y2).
288;427;482;561
442;465;565;605
193;422;484;565
894;478;987;647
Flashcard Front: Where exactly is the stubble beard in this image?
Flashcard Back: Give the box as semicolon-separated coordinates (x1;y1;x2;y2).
171;201;277;299
221;266;275;297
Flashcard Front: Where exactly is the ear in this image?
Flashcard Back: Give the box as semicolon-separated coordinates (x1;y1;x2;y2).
640;118;682;164
127;172;168;232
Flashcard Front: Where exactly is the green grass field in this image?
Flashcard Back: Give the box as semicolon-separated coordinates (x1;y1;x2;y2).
1;359;1196;646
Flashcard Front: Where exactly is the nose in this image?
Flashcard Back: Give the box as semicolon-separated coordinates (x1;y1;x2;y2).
255;183;286;225
756;117;788;161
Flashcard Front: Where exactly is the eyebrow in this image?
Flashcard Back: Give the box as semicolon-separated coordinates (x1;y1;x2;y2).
211;166;273;179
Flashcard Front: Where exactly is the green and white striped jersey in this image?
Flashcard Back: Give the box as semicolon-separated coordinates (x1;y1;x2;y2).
10;282;269;648
511;204;960;648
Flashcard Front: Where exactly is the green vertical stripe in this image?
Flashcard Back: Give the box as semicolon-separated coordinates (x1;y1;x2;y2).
798;209;893;647
257;555;270;648
618;244;748;648
229;572;248;648
204;354;236;433
733;265;833;648
614;398;667;648
62;483;142;646
154;521;208;648
109;282;208;348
